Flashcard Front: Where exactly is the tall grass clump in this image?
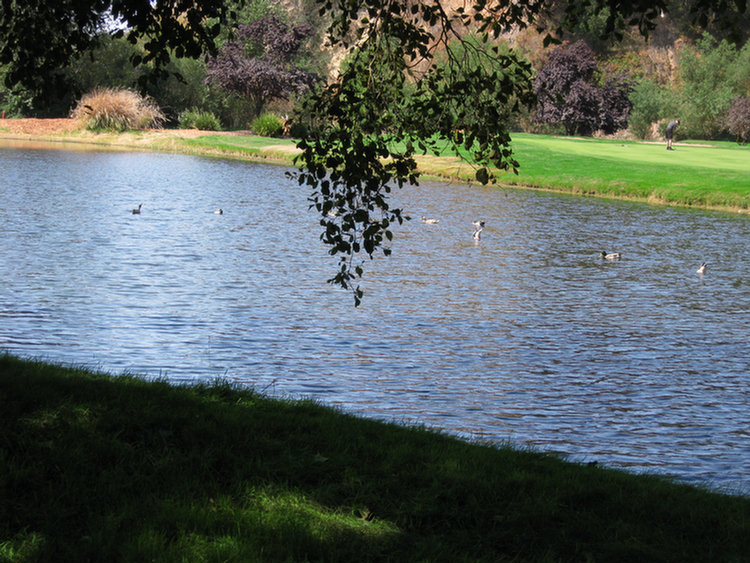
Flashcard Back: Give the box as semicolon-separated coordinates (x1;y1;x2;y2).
178;108;222;131
251;113;284;137
71;88;165;132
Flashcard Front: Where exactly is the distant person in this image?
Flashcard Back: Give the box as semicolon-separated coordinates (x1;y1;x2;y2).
665;119;680;150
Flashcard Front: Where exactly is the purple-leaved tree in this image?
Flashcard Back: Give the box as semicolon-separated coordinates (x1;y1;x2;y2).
533;40;632;136
205;15;319;116
727;96;750;144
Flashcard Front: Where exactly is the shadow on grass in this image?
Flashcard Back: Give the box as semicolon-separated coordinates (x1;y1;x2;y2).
1;353;748;563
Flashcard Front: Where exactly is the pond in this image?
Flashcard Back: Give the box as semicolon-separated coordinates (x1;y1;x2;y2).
1;141;749;495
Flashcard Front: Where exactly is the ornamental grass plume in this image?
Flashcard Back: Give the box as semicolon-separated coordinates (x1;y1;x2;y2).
71;87;165;131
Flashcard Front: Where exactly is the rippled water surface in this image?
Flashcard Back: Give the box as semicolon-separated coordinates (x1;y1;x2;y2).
2;143;749;494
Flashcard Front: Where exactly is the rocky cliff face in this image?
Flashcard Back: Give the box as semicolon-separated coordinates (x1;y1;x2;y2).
286;0;686;91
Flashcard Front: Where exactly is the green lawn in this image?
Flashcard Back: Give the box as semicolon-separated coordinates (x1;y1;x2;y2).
2;354;749;563
179;132;750;212
504;134;750;210
181;134;296;153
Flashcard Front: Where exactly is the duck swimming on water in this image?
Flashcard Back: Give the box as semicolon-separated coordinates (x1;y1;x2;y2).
214;208;223;215
421;215;439;224
600;251;621;261
696;262;707;274
132;204;142;214
472;220;485;241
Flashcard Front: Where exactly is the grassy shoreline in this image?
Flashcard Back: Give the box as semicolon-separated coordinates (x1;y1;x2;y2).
2;353;749;563
3;125;749;558
1;125;749;214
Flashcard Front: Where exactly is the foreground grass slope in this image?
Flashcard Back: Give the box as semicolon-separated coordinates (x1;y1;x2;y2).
1;354;748;563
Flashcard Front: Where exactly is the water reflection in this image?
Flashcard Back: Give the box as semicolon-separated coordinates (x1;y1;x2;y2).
1;142;749;494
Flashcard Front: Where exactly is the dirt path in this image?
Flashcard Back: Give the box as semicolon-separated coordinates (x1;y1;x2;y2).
0;118;80;135
0;117;241;138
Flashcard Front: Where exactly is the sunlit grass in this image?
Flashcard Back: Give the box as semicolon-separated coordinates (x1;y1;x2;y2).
4;120;747;211
502;134;750;210
177;135;298;162
178;132;750;211
2;353;749;563
182;134;296;152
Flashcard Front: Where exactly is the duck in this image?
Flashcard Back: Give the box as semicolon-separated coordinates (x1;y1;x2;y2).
421;216;439;224
600;251;621;261
131;203;142;215
472;220;485;241
696;262;707;275
214;208;223;215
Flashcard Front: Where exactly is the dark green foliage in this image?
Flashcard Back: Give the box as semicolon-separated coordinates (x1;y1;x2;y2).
250;113;284;136
676;34;740;139
0;0;237;106
178;108;222;130
628;79;673;139
0;66;34;116
66;34;142;94
549;0;748;44
2;354;749;562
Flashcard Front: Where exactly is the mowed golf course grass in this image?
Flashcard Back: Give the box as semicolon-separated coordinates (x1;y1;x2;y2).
2;123;748;212
178;132;750;212
503;135;750;211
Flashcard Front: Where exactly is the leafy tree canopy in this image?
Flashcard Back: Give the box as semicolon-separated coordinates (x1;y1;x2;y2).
0;0;242;100
1;0;747;303
293;0;726;304
727;96;750;143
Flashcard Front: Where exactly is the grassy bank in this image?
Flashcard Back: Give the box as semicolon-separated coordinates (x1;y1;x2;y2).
167;133;750;214
167;132;750;213
2;122;749;213
1;354;749;563
504;135;750;212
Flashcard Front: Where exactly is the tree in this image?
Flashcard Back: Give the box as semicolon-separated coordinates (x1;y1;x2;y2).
676;33;747;139
2;0;747;304
533;40;632;136
0;0;236;105
293;0;748;305
292;2;537;304
205;15;319;117
628;79;674;139
66;34;142;94
727;96;750;143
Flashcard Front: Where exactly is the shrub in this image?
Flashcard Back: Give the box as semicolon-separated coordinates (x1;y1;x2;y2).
628;79;669;139
727;96;750;143
71;88;165;131
251;113;284;137
178;108;222;130
676;35;739;139
287;119;308;139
